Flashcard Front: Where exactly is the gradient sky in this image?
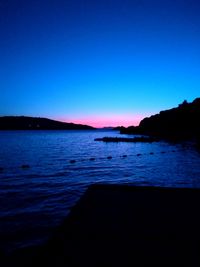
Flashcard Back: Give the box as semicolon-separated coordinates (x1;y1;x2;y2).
0;0;200;127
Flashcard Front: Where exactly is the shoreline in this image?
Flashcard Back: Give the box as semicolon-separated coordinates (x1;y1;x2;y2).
3;184;200;266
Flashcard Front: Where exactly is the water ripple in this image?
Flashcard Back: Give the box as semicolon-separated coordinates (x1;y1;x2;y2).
0;130;200;253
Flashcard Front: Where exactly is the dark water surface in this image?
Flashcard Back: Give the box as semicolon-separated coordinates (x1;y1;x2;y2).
0;130;200;253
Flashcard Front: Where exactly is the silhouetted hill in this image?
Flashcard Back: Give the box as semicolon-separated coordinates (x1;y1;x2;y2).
120;98;200;141
120;126;140;134
0;116;95;130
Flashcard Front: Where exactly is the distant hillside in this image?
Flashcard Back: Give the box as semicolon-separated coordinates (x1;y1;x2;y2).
0;116;95;130
121;98;200;141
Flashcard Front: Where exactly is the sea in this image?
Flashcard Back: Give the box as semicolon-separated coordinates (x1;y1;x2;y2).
0;130;200;253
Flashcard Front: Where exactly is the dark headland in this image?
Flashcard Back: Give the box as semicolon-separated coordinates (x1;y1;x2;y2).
119;98;200;142
4;184;200;266
0;116;94;130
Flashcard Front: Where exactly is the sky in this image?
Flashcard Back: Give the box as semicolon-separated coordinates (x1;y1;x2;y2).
0;0;200;127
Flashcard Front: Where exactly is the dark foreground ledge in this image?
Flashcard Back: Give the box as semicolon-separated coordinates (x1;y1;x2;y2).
4;184;200;266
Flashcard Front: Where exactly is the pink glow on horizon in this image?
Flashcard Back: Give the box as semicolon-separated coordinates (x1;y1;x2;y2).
55;114;147;128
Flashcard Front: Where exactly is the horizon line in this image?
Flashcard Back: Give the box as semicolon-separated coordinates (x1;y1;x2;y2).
0;114;145;128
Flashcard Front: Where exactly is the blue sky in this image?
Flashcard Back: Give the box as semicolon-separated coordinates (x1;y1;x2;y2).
0;0;200;126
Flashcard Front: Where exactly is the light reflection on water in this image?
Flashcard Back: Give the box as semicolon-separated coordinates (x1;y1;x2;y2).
0;130;200;252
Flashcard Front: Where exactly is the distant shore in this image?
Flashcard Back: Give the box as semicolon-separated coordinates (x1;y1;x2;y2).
0;116;95;130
